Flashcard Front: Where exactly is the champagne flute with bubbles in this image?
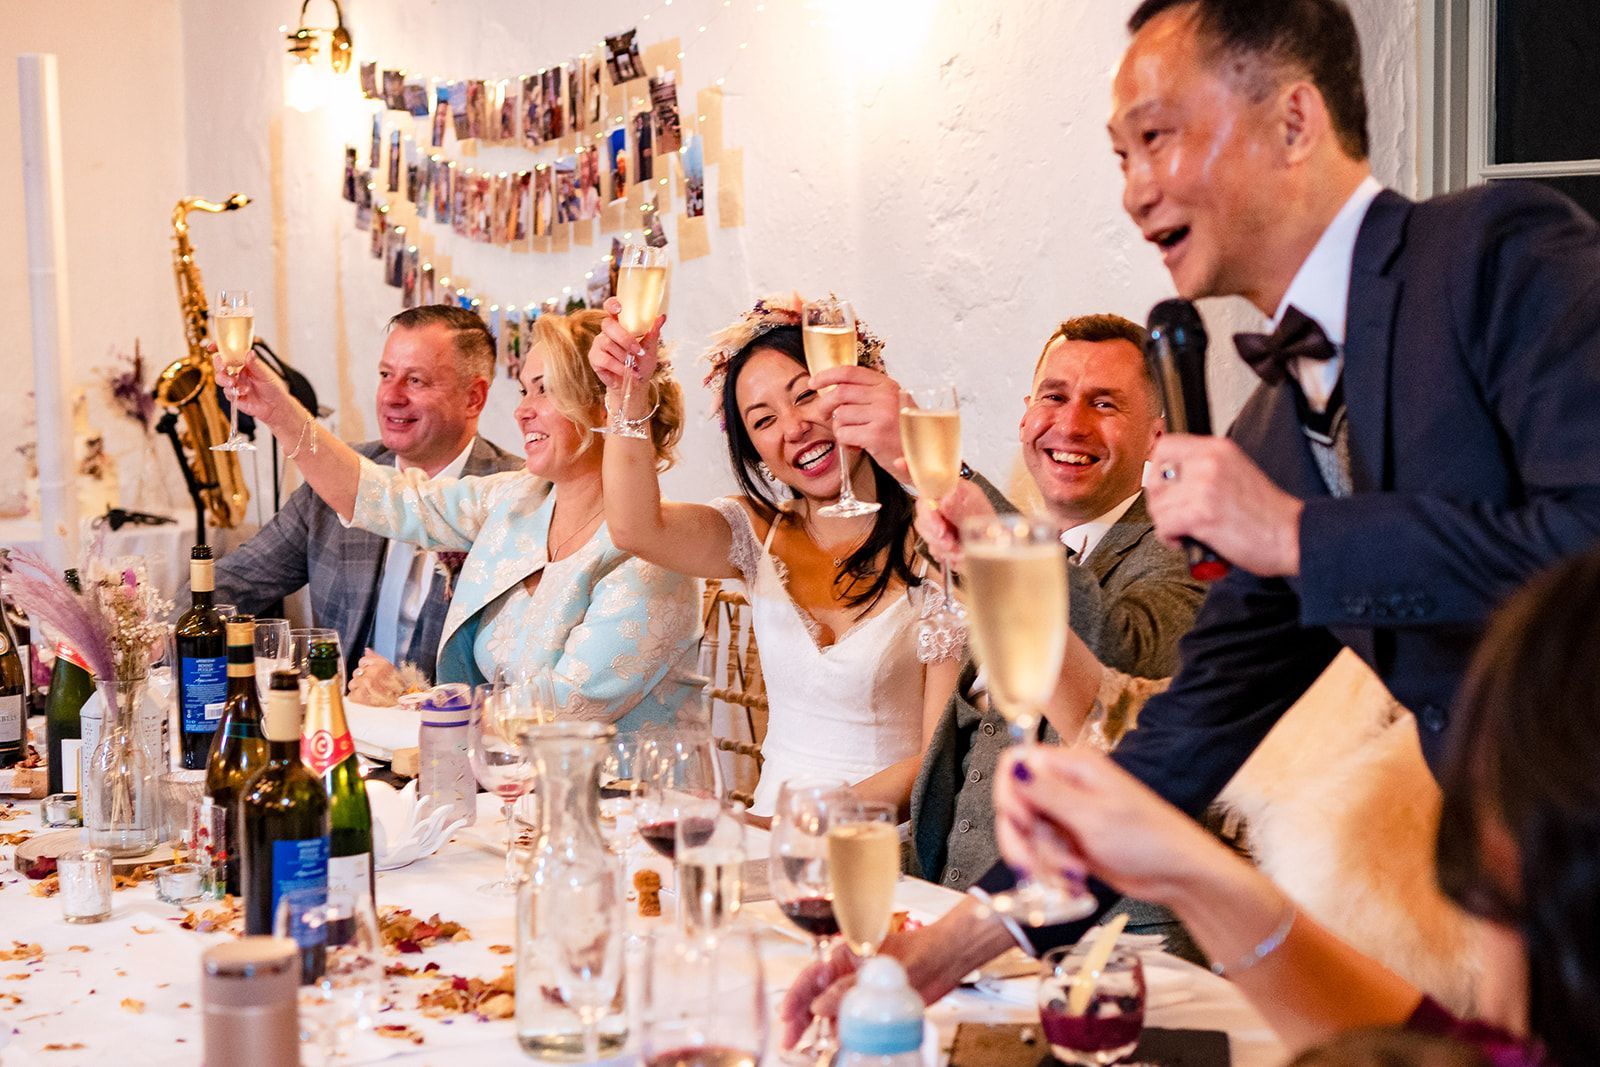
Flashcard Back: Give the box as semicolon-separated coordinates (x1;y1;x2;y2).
603;243;668;439
826;797;898;959
961;513;1095;926
804;297;880;518
212;289;256;452
899;384;966;658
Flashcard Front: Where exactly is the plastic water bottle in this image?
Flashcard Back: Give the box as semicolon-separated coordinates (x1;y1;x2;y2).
417;683;476;827
837;956;925;1067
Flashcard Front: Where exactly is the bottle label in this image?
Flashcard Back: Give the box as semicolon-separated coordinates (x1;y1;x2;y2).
180;656;229;733
60;739;82;791
271;836;330;918
327;852;373;900
302;729;355;777
0;694;20;743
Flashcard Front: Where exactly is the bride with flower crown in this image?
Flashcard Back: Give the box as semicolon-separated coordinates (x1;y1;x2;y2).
589;294;960;819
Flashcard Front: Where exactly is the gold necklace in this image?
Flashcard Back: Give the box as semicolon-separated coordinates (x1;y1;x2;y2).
794;508;871;570
549;502;605;559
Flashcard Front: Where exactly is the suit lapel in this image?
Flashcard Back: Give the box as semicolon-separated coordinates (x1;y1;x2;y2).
1342;189;1409;492
1083;492;1152;582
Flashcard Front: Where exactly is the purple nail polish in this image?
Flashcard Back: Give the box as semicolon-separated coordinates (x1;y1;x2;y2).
1011;761;1033;783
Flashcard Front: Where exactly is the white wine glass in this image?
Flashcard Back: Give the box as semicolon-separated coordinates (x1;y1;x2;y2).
674;798;746;936
804;297;880;519
770;777;849;1065
290;628;343;695
825;797;898;959
899;384;966;659
597;733;643;857
253;618;292;702
212;288;257;453
961;513;1095;927
470;683;538;894
641;928;768;1067
603;243;667;440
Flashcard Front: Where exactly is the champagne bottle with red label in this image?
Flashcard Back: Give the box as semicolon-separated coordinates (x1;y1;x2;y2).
302;641;374;902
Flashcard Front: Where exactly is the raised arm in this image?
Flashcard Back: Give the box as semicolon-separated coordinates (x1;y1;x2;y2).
589;300;741;581
218;353;363;520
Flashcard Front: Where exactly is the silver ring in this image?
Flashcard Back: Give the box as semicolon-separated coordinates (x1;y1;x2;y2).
1159;463;1179;481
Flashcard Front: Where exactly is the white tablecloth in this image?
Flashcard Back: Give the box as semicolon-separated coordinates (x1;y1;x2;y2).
1;797;1287;1066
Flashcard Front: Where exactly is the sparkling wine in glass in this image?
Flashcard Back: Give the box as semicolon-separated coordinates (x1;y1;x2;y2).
603;243;668;440
675;799;746;936
770;777;849;1065
899;384;966;658
804;297;880;519
470;683;538;894
826;798;898;959
212;289;257;453
1037;943;1146;1065
641;928;767;1067
961;513;1094;926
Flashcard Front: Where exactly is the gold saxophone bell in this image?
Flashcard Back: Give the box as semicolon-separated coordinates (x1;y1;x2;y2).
154;195;252;529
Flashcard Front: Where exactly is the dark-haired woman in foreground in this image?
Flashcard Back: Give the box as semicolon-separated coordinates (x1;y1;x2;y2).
590;295;960;818
991;547;1600;1064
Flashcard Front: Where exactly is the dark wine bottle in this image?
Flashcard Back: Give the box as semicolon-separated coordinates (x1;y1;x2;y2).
205;616;267;896
0;582;26;769
176;546;229;770
240;669;329;936
301;642;374;903
45;570;94;794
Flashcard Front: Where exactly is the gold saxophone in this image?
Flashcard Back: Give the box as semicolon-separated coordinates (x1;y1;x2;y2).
154;195;252;529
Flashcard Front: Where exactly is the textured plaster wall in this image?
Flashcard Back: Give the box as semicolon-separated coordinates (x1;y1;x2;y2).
4;0;1418;519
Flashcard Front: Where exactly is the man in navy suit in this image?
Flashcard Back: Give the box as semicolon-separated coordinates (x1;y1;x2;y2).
782;0;1600;1033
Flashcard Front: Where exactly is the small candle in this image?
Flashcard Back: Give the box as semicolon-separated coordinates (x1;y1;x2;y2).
41;793;78;827
157;862;206;905
58;849;113;924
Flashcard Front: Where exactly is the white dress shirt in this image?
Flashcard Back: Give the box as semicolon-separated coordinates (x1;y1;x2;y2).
1059;490;1142;561
372;440;474;663
1272;174;1384;413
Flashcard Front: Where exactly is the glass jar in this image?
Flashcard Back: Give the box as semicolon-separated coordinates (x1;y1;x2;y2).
83;676;159;857
516;720;628;1060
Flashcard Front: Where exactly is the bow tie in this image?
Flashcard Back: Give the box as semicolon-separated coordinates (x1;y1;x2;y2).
1233;306;1337;386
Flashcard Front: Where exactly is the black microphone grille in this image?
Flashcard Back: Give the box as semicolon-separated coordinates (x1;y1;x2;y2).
1146;298;1207;350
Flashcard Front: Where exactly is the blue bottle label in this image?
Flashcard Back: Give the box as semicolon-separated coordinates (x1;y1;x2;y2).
180;656;229;734
271;836;330;918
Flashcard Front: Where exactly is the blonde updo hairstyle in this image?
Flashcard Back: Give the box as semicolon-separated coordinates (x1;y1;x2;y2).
534;309;684;469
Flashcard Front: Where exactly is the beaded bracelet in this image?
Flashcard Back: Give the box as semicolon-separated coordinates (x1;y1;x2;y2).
1209;899;1297;978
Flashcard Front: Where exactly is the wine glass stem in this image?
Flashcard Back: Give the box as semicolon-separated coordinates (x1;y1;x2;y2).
581;1010;599;1062
617;349;637;424
501;801;518;884
940;557;955;611
837;443;857;504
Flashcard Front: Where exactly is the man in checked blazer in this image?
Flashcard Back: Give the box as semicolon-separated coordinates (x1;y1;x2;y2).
188;306;525;685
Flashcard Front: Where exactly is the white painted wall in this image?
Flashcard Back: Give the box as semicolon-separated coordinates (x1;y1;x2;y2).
5;0;1419;520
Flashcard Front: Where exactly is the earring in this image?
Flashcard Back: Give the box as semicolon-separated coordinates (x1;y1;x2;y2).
757;461;775;483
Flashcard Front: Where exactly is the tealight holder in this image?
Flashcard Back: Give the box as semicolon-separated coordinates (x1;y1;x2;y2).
41;793;79;827
157;862;207;906
58;848;113;924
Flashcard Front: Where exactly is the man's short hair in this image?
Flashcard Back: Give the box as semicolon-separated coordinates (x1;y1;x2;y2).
387;304;496;385
1128;0;1370;161
1033;314;1161;413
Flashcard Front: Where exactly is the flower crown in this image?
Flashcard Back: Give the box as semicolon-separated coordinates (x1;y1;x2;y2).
700;292;886;426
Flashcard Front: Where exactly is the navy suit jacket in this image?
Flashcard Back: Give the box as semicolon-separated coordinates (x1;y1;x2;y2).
985;181;1600;948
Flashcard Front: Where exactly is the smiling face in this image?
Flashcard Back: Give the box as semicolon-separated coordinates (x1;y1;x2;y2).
1109;10;1294;307
734;346;847;503
513;343;595;482
1021;337;1163;523
375;323;487;472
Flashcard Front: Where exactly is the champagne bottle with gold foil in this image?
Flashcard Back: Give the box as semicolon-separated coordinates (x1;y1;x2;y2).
205;616;267;896
302;642;374;902
240;669;328;936
176;545;228;770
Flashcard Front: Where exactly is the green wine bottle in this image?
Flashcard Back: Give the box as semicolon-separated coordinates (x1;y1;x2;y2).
45;570;94;794
301;642;374;903
241;669;329;937
176;546;228;770
205;617;267;897
0;582;26;769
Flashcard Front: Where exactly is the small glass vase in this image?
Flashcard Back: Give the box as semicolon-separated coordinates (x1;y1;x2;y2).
84;676;159;858
516;720;628;1060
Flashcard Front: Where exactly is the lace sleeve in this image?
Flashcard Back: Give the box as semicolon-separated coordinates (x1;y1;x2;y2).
1081;668;1172;751
710;496;761;584
914;577;966;663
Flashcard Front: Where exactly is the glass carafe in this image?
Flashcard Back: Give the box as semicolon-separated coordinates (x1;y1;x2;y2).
84;676;159;857
516;720;628;1060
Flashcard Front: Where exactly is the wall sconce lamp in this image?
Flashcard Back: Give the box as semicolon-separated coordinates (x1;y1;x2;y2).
284;0;353;112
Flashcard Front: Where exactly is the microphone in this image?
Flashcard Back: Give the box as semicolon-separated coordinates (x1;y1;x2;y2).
1145;299;1229;582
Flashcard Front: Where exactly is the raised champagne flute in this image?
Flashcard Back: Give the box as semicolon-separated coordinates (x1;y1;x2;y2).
604;243;668;440
825;798;898;959
212;288;256;452
899;384;966;658
961;513;1095;926
769;777;849;1065
804;297;880;518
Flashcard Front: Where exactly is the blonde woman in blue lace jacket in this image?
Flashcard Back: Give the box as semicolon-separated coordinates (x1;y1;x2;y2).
221;307;701;730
